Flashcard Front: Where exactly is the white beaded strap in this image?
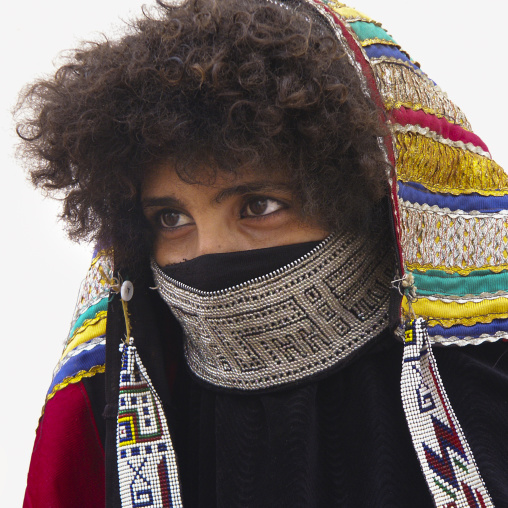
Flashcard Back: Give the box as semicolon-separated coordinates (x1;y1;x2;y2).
401;318;493;507
117;341;183;508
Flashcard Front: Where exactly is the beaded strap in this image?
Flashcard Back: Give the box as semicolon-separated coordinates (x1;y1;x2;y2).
117;341;183;508
401;319;493;507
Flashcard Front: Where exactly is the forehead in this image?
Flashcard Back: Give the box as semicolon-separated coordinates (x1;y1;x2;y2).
141;161;294;198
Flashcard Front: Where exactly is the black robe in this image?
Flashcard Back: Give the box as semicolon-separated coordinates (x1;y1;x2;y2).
97;267;508;507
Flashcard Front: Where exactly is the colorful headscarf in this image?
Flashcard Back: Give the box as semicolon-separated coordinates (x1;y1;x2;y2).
308;0;508;345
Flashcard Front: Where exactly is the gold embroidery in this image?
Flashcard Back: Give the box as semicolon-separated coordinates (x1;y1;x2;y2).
45;365;106;403
373;62;471;128
386;101;457;123
396;132;508;195
361;38;400;48
405;262;508;276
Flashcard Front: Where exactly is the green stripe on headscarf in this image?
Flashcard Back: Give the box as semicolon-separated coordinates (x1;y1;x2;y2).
411;269;508;297
349;21;396;43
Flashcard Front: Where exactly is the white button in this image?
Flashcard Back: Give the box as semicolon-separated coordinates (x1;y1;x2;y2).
120;281;134;301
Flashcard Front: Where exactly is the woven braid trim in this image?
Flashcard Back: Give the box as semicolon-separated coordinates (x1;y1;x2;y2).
325;3;371;21
386;101;469;128
394;326;508;346
46;364;105;403
421;291;508;302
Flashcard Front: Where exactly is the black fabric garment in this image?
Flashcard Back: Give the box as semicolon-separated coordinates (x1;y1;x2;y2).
161;240;321;292
102;267;508;507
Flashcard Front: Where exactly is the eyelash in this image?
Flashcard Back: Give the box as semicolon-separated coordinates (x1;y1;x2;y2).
153;209;193;230
240;196;287;219
150;196;288;231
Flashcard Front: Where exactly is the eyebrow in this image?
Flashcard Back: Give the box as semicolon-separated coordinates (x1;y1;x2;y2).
141;196;185;209
141;182;293;209
213;182;292;203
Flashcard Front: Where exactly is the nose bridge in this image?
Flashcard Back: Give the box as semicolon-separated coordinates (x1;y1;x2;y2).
194;215;240;257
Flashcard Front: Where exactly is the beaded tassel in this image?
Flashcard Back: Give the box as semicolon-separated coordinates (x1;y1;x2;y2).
401;318;493;507
117;340;183;508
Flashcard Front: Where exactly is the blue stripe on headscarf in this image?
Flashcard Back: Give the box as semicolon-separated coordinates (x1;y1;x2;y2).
364;44;419;71
429;319;508;339
48;341;106;395
398;181;508;212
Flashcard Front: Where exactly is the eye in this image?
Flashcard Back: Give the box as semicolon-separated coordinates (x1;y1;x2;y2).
241;197;286;218
157;210;193;229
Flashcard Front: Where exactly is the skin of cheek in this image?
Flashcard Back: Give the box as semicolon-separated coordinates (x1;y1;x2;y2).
152;216;329;266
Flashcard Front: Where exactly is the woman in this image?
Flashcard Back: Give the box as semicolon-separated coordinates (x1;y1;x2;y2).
19;0;508;506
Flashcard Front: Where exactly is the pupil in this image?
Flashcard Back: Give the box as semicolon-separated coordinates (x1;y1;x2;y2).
250;199;268;215
161;212;179;227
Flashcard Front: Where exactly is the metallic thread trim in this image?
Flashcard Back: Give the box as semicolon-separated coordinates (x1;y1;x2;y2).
430;332;508;346
400;199;508;218
419;291;508;303
373;62;471;128
386;101;466;126
405;262;508;276
400;201;508;271
394;326;508;346
370;56;427;80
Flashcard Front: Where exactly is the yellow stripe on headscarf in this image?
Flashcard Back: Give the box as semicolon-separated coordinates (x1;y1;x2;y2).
402;296;508;327
396;132;508;196
330;6;371;21
61;311;107;359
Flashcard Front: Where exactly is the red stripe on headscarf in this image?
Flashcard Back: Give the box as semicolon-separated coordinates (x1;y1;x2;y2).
391;107;490;153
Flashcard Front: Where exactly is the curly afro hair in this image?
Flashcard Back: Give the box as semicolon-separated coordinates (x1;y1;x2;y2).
16;0;392;269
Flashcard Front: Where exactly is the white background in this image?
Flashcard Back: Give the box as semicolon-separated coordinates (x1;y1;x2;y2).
1;1;506;505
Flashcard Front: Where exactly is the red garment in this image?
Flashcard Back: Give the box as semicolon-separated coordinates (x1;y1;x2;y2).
24;382;105;508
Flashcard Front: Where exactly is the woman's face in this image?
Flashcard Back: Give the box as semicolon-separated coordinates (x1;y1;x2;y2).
142;163;329;266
